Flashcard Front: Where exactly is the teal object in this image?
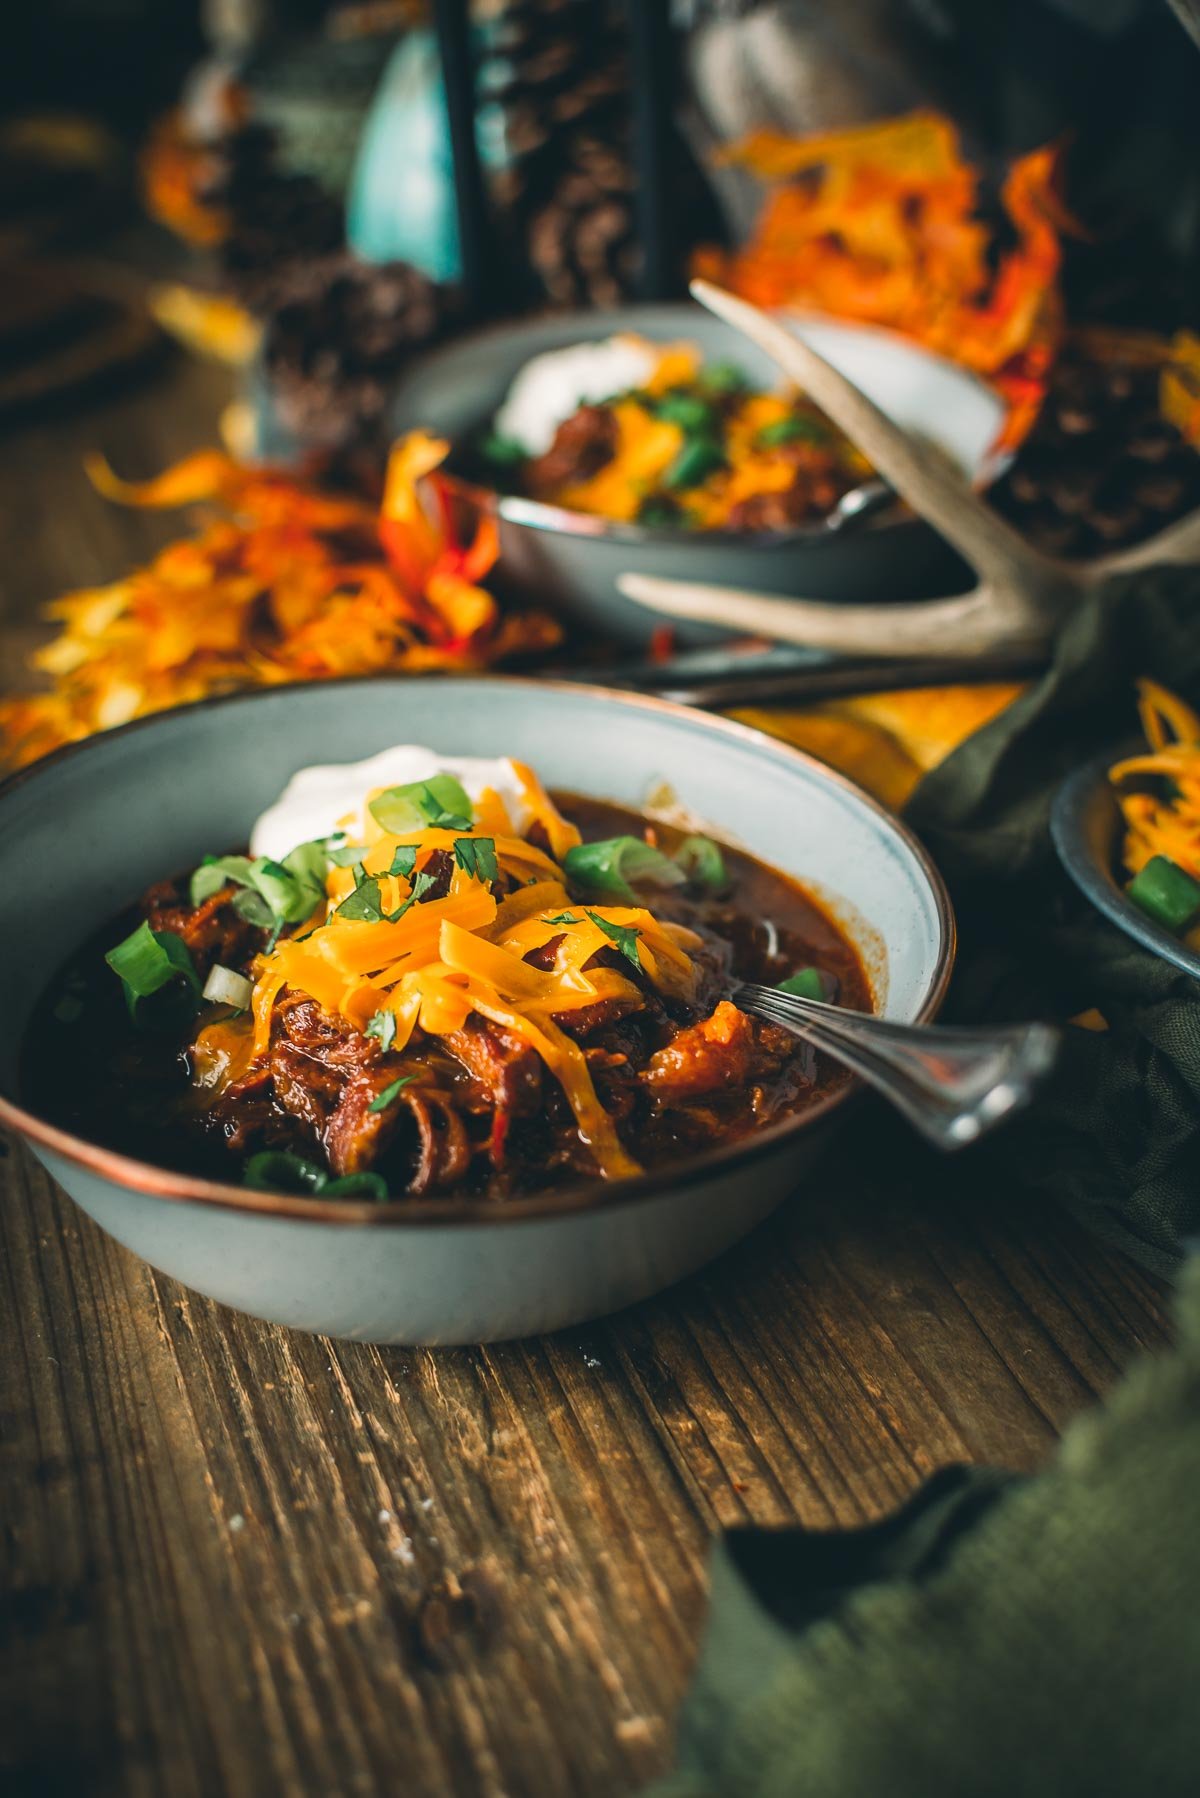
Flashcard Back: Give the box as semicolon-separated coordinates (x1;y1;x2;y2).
348;27;506;283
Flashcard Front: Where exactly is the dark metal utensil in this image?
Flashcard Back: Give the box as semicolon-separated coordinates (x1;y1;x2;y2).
549;646;1046;709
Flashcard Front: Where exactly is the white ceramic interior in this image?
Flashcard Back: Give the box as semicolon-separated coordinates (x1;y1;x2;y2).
0;678;953;1343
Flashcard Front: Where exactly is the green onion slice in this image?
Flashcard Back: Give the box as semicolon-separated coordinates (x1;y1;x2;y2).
563;835;685;903
327;841;369;868
242;1151;328;1194
480;431;528;468
369;773;473;833
232;887;277;930
696;360;746;396
636;496;681;529
190;845;327;926
675;834;728;892
663;436;725;492
655;392;718;432
242;1151;388;1201
202;963;253;1010
105;921;200;1023
779;967;827;1001
280;841;329;913
1126;854;1200;934
189;854;254;908
321;1172;389;1199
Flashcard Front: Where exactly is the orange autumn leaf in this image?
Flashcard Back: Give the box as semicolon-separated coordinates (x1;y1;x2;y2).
0;435;558;770
85;449;242;508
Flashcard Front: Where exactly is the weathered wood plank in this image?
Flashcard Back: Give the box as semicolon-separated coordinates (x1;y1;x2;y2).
2;1129;1172;1797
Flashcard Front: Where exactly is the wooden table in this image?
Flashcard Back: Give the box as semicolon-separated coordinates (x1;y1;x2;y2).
0;353;1173;1798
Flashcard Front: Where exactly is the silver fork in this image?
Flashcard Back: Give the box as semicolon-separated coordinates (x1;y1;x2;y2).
736;984;1061;1151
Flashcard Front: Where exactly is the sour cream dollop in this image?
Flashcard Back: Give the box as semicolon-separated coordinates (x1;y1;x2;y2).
249;747;536;861
493;334;661;456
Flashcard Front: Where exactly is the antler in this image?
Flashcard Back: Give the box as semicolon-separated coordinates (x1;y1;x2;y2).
617;279;1200;660
1166;0;1200;51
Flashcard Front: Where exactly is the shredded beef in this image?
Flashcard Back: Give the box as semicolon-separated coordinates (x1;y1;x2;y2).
526;404;618;493
725;465;846;533
144;881;263;979
443;1016;542;1117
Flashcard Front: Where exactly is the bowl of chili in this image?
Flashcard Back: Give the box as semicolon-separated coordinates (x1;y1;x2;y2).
0;675;953;1341
386;303;1008;648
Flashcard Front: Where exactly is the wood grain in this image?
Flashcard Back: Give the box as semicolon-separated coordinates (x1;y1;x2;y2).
0;356;1173;1798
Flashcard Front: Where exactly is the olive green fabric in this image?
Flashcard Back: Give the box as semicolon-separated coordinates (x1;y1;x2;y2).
654;1258;1200;1798
904;565;1200;1276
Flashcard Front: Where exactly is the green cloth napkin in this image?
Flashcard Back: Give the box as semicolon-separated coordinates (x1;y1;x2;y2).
654;1254;1200;1798
903;564;1200;1276
651;567;1200;1796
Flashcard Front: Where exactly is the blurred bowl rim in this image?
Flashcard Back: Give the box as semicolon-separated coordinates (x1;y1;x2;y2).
0;673;955;1229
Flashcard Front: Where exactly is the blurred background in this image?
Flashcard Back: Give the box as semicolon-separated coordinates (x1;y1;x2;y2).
1;0;1199;606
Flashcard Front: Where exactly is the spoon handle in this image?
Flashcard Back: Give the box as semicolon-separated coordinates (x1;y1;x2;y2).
736;985;1060;1151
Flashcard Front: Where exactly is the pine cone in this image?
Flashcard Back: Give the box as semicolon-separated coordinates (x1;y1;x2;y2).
194;125;345;313
526;137;638;307
993;349;1200;560
262;253;445;456
482;0;652;307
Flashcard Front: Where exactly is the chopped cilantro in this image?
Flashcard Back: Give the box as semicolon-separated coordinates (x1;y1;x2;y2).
334;876;385;922
385;868;439;921
368;1074;416;1113
453;837;499;885
585;910;642;970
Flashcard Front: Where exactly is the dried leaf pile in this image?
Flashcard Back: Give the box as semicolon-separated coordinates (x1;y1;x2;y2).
0;434;558;770
693;111;1075;446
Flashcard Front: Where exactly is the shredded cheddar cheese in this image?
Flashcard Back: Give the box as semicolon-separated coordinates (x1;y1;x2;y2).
213;762;698;1180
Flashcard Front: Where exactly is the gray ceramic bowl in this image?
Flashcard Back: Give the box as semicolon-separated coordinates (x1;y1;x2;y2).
1051;748;1200;981
388;304;1006;648
0;677;953;1343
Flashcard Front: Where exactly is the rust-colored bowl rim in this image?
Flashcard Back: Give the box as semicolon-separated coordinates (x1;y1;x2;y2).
0;674;956;1229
